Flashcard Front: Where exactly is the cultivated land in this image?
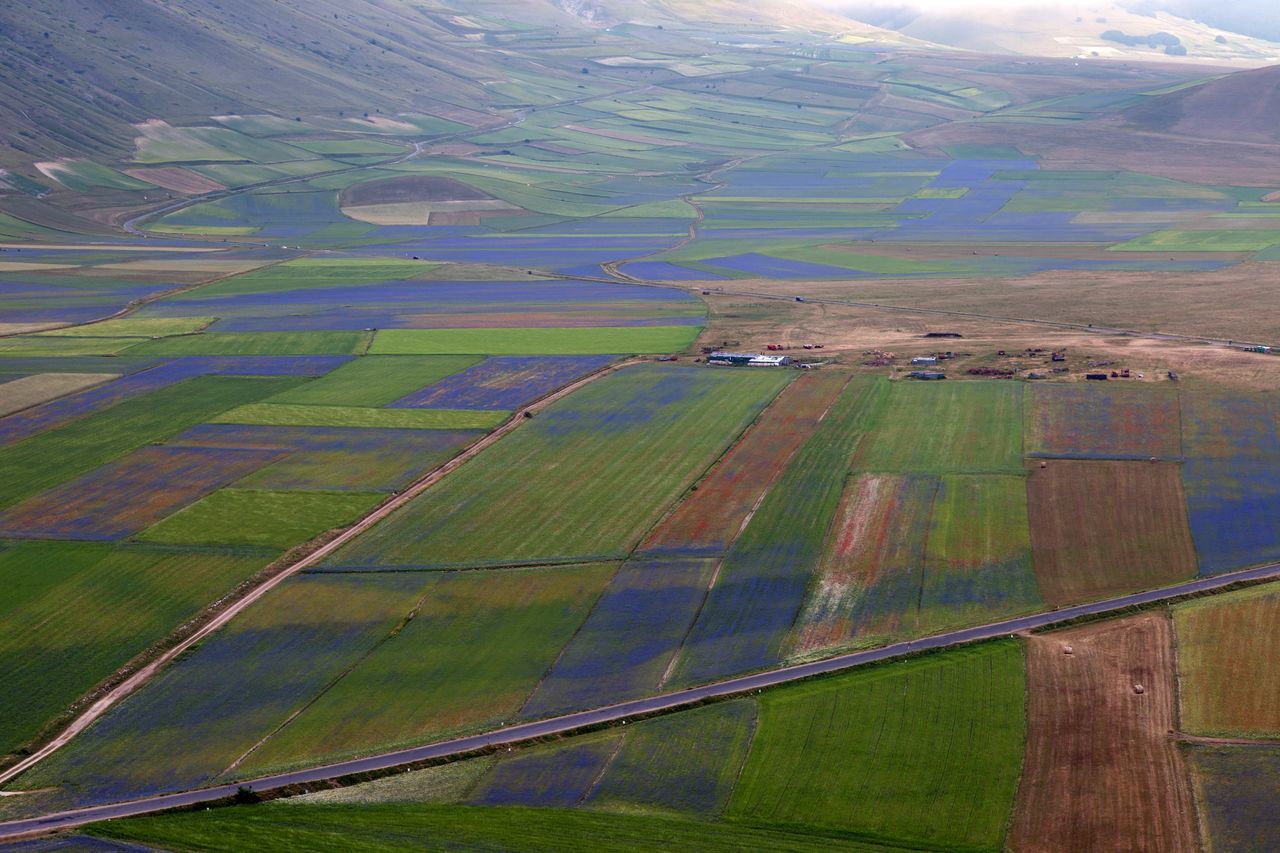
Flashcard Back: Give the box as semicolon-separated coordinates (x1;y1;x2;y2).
4;3;1280;846
1173;582;1280;738
1010;614;1198;853
324;365;787;568
728;642;1026;851
1026;460;1198;605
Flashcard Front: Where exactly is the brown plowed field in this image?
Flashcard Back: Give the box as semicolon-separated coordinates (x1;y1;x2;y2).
122;167;224;195
1010;613;1198;853
1026;460;1197;607
639;372;846;554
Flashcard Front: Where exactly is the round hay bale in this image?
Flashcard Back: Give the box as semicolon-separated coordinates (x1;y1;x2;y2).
1062;644;1073;655
1133;684;1145;695
1040;461;1048;469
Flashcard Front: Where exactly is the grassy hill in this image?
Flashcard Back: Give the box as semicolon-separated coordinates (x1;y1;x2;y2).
1125;62;1280;142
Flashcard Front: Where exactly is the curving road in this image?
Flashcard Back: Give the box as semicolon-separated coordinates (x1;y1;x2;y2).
2;559;1277;842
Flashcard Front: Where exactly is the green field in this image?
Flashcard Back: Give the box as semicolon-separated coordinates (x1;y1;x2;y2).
369;326;700;356
288;757;497;805
13;573;438;800
37;317;217;338
211;403;505;430
0;337;146;357
728;642;1026;851
919;475;1041;632
266;355;480;407
122;331;370;357
237;564;615;774
139;490;384;549
0;541;270;756
1110;229;1280;252
591;700;757;815
856;381;1024;474
40;160;155;192
324;365;787;568
133;125;317;165
0;376;301;510
88;803;893;852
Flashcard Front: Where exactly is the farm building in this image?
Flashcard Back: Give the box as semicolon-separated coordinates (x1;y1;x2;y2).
908;371;946;380
708;352;792;367
911;356;939;366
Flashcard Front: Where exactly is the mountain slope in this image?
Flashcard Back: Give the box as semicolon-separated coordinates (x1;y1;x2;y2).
0;0;531;167
1124;63;1280;142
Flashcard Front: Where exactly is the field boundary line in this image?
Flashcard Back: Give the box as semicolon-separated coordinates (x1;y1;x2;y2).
657;375;852;690
3;560;1280;840
0;357;640;789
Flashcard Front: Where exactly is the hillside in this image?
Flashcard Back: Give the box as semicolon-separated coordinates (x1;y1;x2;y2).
0;0;521;167
1124;62;1280;142
0;0;907;171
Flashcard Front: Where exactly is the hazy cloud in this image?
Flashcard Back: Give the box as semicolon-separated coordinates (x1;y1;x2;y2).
815;0;1280;41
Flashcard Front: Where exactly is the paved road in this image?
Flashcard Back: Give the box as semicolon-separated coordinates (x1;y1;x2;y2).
0;359;635;792
3;560;1277;841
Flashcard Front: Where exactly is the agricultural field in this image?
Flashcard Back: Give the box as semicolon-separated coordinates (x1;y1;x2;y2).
1024;383;1182;459
138;490;384;550
0;372;117;417
1187;746;1280;853
793;472;1039;654
1010;614;1197;853
1173;582;1280;738
519;558;717;717
1179;391;1280;574
264;355;481;407
640;372;848;557
323;365;787;569
727;642;1025;851
236;564;614;774
9;10;1280;847
671;378;882;684
389;355;615;410
368;326;699;356
1025;460;1198;606
0;375;301;511
13;571;440;803
175;424;483;494
855;380;1024;475
210;402;504;430
0;541;270;759
86;804;887;852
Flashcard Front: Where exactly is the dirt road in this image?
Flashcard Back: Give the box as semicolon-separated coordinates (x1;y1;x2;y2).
0;358;637;790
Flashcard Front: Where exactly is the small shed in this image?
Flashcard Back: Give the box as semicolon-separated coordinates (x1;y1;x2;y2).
908;371;946;380
911;356;939;366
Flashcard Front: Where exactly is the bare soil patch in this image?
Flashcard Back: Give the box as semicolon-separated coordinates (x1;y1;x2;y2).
1010;613;1199;853
122;167;224;195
